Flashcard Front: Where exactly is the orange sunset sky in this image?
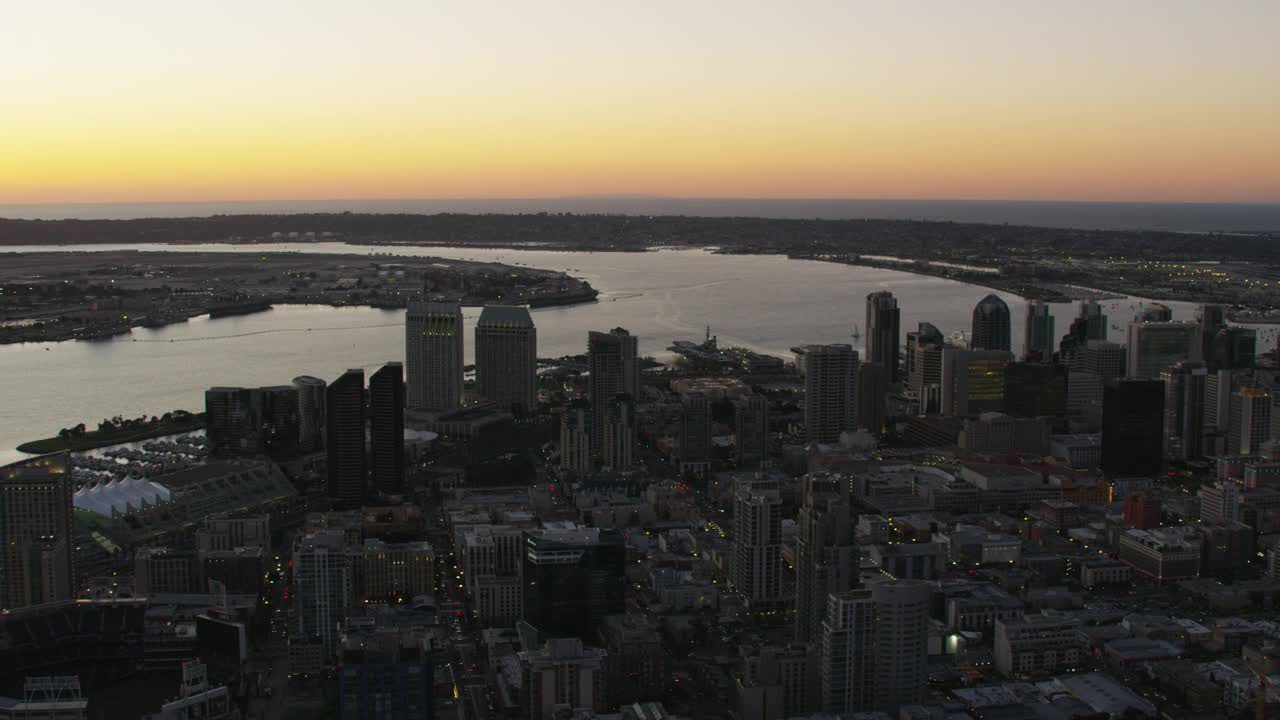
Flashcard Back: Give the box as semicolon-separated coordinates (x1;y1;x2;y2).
2;1;1278;204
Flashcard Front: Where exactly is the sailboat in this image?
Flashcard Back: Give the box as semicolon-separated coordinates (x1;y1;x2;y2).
851;323;863;342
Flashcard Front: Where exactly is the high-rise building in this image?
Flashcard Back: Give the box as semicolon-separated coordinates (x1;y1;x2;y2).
795;475;856;644
734;395;770;470
1228;387;1271;456
1079;299;1108;341
1197;305;1227;362
0;454;75;610
1209;327;1257;371
206;386;300;458
1126;321;1195;380
522;527;626;640
865;291;901;382
1203;369;1233;454
518;638;609;720
292;529;354;659
797;344;857;444
1101;379;1165;478
971;294;1012;352
820;581;930;714
1162;362;1207;462
462;525;524;627
1066;369;1104;432
941;348;1013;417
588;330;637;453
368;362;405;494
337;629;434;720
475;305;537;415
405;301;464;412
357;539;434;602
326;369;366;509
905;322;944;386
730;477;784;608
1122;492;1161;529
600;394;635;470
1199;481;1241;525
559;399;592;474
1023;300;1055;362
1078;340;1125;379
293;375;327;452
678;392;712;474
1137;303;1174;323
856;362;888;433
1003;363;1067;421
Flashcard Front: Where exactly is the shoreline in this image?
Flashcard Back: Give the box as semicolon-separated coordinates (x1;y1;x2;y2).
16;414;206;455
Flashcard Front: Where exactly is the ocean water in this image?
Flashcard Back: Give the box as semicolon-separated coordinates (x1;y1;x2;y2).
2;197;1279;233
0;243;1256;465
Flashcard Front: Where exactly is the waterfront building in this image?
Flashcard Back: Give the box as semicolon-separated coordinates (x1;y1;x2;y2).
1209;326;1257;371
293;375;327;452
971;294;1011;352
865;291;901;382
405;301;464;412
326;369;366;509
368;362;405;494
796;344;858;443
475;305;537;415
905;322;944;387
0;454;75;610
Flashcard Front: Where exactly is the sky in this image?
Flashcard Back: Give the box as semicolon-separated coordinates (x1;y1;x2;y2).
2;1;1278;204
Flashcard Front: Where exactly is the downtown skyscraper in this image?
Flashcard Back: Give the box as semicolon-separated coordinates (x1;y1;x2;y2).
865;291;901;382
971;294;1012;352
796;344;857;444
326;368;366;509
1023;299;1055;362
0;453;75;610
795;475;856;644
587;328;638;457
405;301;464;412
368;362;405;494
475;305;537;416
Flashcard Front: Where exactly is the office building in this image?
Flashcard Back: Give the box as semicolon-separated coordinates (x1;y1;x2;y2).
518;638;609;720
1199;481;1241;525
734;395;770;470
368;362;405;495
1004;362;1067;421
293;375;327;452
462;525;524;627
338;629;433;720
0;454;75;610
1208;326;1257;371
1101;379;1164;478
678;392;712;474
865;291;901;382
994;615;1083;677
599;614;666;706
475;305;537;415
1077;339;1125;379
959;413;1050;455
601;394;635;470
1023;300;1055;362
797;344;858;443
1126;321;1195;380
1197;305;1227;362
1137;303;1173;323
1228;387;1271;456
405;301;464;412
820;581;930;714
326;369;367;510
522;527;626;640
731;477;784;608
856;361;888;433
795;475;856;644
588;329;638;453
206;385;300;458
905;322;944;387
971;294;1012;352
357;539;434;602
1117;527;1201;582
1079;299;1107;341
293;529;354;658
941;348;1013;417
203;547;266;595
197;513;271;553
134;547;202;595
1163;361;1208;462
559;399;592;474
1122;492;1161;530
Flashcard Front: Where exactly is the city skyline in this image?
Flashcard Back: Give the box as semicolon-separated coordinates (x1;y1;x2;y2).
3;2;1278;205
